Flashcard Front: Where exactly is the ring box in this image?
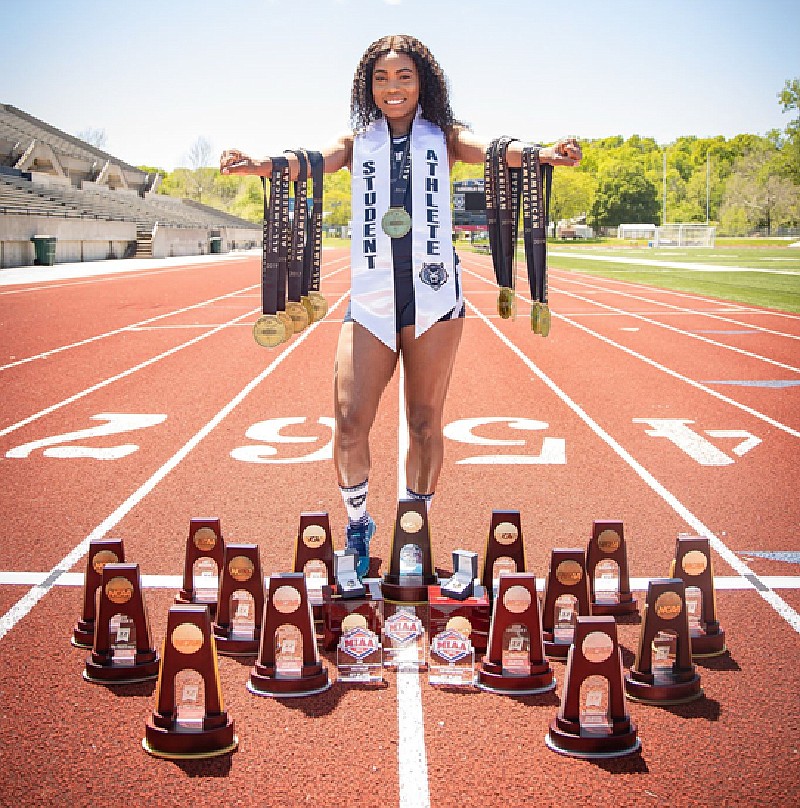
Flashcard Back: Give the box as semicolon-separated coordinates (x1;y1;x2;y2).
441;550;478;601
334;549;366;599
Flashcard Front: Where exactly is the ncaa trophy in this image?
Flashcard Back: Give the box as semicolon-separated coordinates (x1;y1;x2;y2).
212;543;264;656
669;534;726;657
586;520;638;616
72;537;125;648
175;518;225;617
292;512;335;626
541;549;591;660
248;572;331;697
143;604;238;759
625;578;703;705
478;572;555;695
546;616;641;759
480;510;526;599
83;563;160;684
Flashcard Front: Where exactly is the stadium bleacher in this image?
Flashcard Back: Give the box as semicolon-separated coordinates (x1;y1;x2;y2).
0;104;260;268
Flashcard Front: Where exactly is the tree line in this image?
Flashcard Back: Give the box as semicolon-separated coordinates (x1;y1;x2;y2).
146;79;800;237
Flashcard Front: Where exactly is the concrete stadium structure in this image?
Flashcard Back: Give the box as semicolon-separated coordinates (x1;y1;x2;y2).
0;104;261;268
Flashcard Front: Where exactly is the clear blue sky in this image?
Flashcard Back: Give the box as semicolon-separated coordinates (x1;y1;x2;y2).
3;0;798;170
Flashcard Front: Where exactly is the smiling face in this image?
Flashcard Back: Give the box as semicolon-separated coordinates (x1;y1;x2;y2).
371;50;420;135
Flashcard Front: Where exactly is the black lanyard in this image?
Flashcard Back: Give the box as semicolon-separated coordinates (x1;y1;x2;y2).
521;147;553;335
284;149;308;305
260;155;289;317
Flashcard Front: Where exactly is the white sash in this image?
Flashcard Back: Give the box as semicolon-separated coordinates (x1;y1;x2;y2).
350;110;456;351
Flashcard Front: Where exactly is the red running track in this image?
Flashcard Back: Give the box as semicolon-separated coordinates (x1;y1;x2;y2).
0;248;798;807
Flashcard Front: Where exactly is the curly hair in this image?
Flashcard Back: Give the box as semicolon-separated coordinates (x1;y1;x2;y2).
350;34;463;134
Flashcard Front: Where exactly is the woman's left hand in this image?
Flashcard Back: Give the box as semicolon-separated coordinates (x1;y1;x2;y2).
541;137;582;166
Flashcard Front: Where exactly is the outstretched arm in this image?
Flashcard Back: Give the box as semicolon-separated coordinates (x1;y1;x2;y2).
448;127;581;168
220;133;354;180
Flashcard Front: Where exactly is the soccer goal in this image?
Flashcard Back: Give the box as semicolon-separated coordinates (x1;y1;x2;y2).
654;224;716;247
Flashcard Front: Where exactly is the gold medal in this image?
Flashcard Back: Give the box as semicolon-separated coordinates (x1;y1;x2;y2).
530;301;541;334
300;295;316;323
497;287;516;320
277;310;294;340
253;314;286;348
285;300;309;333
381;207;412;238
307;291;328;320
539;304;551;337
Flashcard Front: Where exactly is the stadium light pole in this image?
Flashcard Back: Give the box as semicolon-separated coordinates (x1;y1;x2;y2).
662;148;667;226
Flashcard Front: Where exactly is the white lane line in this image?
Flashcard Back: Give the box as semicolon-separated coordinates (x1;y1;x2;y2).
0;265;349;439
2;571;798;590
0;284;259;372
552;273;800;341
460;264;800;440
0;292;348;644
552;287;800;374
466;298;800;636
396;358;431;808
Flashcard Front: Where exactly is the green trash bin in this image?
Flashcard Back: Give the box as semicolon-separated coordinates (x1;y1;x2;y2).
31;235;57;266
209;237;222;254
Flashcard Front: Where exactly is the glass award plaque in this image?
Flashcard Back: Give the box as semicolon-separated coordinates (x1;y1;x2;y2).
193;557;219;604
110;613;137;666
382;607;426;669
501;623;532;676
399;543;423;576
580;674;612;736
553;594;578;644
651;630;678;685
230;589;256;641
275;624;304;678
492;556;518;598
685;586;703;635
428;629;475;687
174;669;206;732
337;620;383;684
593;559;620;606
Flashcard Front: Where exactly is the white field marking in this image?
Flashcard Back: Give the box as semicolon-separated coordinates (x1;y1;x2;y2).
549;250;800;276
460;264;800;440
553;273;800;342
0;256;350;372
0;264;349;439
548;266;800;322
396;358;432;808
0;284;258;372
2;571;798;591
465;298;800;636
0;291;348;644
552;288;800;375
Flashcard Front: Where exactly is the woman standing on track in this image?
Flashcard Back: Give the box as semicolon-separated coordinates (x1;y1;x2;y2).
221;34;581;576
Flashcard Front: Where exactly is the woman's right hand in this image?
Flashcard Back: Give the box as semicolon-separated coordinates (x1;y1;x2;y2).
219;149;270;176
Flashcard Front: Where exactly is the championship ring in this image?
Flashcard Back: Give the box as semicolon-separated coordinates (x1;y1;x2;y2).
253;314;286;348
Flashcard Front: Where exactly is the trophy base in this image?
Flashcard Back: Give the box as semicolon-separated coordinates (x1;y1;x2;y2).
477;666;556;696
382;579;437;603
71;633;94;650
690;629;727;658
543;637;572;660
175;592;218;618
624;672;704;705
212;629;259;657
143;720;238;759
247;666;331;698
545;725;641;760
589;595;639;616
83;656;160;685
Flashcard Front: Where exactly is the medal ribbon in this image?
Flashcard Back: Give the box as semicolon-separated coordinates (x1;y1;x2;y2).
285;149;308;304
521;147;552;304
260;156;289;316
304;151;324;295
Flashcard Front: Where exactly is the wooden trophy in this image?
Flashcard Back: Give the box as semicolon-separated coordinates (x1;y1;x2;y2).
546;616;641;759
586;520;638;616
480;510;526;599
382;500;438;603
72;538;125;648
669;535;726;657
175;518;225;616
292;512;335;623
143;604;238;759
624;578;703;705
541;549;591;660
248;572;331;697
83;563;160;684
212;543;264;656
477;572;555;695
